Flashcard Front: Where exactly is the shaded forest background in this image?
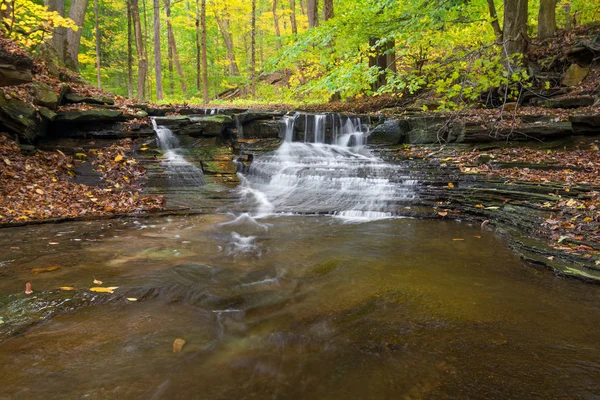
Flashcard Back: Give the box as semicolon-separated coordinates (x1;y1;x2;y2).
2;0;599;107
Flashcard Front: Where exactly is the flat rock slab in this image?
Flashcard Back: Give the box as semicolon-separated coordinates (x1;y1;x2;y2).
55;109;125;122
64;93;115;105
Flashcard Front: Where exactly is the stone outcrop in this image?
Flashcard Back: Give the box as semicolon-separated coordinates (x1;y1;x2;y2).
0;47;33;87
0;95;43;143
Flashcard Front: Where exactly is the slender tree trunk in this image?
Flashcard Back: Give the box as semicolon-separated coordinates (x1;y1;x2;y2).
65;0;89;71
131;0;148;100
44;0;66;64
195;0;201;91
322;0;333;20
164;0;186;94
201;0;208;103
369;38;395;92
307;0;318;27
289;0;297;34
273;0;281;37
142;0;152;100
215;15;240;76
251;0;257;97
127;1;133;98
299;0;305;15
153;0;163;100
503;0;529;58
538;0;557;39
94;0;101;89
486;0;503;43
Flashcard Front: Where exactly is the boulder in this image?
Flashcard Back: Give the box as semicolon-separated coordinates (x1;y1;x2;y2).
561;64;590;87
368;119;409;144
542;96;596;109
0;47;33;86
64;93;115;105
32;82;58;110
55;109;125;122
0;95;43;143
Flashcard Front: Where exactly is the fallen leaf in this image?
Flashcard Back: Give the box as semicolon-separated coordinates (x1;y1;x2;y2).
475;204;485;209
485;206;500;210
173;338;186;353
59;286;75;291
127;298;138;302
93;278;103;285
32;265;61;274
3;158;11;165
437;211;448;217
453;238;465;241
90;287;118;293
447;183;455;188
35;188;44;195
25;282;33;295
48;242;60;245
114;155;124;162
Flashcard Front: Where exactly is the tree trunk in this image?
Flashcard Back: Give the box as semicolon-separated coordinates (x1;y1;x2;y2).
251;0;256;97
195;0;201;91
289;0;297;34
94;0;101;89
215;15;240;76
153;0;163;100
307;0;318;28
127;1;133;98
164;0;186;94
201;0;208;103
299;0;305;15
44;0;66;65
502;0;529;58
369;38;395;92
538;0;556;39
486;0;503;44
130;0;148;100
273;0;281;37
65;0;89;71
322;0;333;20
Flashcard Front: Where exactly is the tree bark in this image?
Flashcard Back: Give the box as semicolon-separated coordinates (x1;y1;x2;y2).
322;0;333;21
127;1;133;98
44;0;66;65
94;0;101;89
130;0;148;100
251;0;257;97
502;0;529;58
538;0;557;39
65;0;89;71
273;0;281;37
299;0;305;15
153;0;163;100
289;0;297;34
369;38;395;92
195;0;201;91
307;0;318;28
486;0;503;44
201;0;208;103
215;14;240;76
164;0;186;94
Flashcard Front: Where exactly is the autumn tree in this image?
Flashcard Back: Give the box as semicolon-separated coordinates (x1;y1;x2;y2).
130;0;148;100
65;0;90;71
153;0;164;100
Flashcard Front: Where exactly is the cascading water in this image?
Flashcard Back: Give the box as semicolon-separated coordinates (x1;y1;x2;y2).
151;118;206;186
238;113;417;221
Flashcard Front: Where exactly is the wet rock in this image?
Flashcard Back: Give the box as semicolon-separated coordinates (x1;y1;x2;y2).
237;110;284;124
39;107;57;122
152;115;189;127
570;115;600;134
542;96;595;109
0;47;33;86
368;119;409;145
32;82;58;110
241;119;280;139
0;95;43;143
561;64;590;87
64;93;115;105
186;115;234;137
406;116;464;144
55;109;125;122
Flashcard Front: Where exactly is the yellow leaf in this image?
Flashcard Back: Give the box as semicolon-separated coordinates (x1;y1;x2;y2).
114;155;124;162
3;158;11;165
32;265;61;274
127;298;138;302
90;287;118;293
447;183;455;188
453;238;465;241
475;204;485;209
173;338;186;353
140;147;148;151
59;286;75;291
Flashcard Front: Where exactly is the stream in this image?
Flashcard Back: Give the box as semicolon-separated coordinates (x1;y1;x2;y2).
0;116;599;399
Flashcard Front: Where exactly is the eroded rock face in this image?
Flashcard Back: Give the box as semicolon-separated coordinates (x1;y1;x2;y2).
0;95;43;143
0;47;33;87
368;119;409;145
64;93;115;106
32;82;58;110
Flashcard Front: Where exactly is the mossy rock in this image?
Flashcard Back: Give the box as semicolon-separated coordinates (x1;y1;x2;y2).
64;93;115;105
0;95;42;143
32;82;58;110
55;109;125;122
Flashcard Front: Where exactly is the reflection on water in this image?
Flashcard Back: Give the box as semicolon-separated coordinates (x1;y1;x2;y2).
0;215;600;399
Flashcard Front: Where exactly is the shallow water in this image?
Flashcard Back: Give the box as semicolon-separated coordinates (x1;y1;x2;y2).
0;215;600;399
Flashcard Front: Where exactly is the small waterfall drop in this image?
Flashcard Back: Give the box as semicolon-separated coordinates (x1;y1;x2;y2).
238;113;417;221
151;118;206;186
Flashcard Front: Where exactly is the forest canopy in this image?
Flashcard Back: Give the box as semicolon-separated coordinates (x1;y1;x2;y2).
2;0;599;107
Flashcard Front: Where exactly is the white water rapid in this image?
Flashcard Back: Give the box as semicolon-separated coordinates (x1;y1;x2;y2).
238;114;417;222
151;118;206;186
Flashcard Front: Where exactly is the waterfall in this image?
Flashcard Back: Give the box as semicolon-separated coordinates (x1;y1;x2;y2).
239;113;417;221
151;118;206;186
